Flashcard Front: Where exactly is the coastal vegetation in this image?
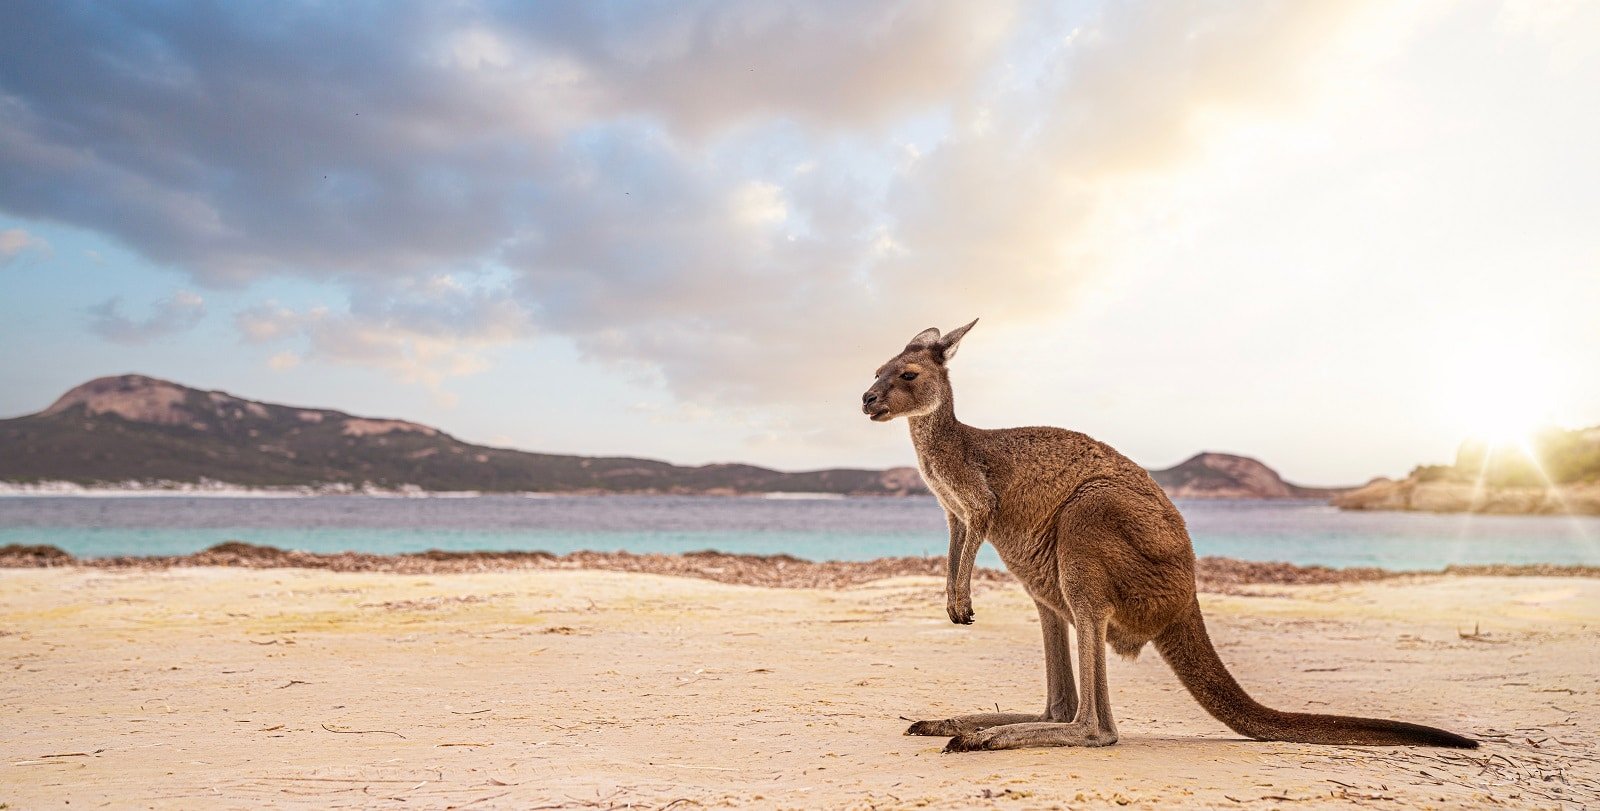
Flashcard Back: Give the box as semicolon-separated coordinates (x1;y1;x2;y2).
1455;427;1600;487
1335;425;1600;515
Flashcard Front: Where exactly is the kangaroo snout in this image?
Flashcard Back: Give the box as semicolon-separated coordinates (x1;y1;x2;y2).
862;388;890;420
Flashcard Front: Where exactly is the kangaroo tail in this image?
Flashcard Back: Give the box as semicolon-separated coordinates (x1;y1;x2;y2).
1153;598;1477;748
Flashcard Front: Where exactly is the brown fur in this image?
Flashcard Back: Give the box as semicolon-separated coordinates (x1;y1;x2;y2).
863;321;1477;752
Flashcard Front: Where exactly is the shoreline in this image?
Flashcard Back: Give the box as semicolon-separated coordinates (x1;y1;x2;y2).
4;541;1597;591
16;479;1600;517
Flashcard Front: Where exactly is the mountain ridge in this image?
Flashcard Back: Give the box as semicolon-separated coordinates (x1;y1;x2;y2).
2;375;1345;499
1147;451;1347;500
3;375;924;495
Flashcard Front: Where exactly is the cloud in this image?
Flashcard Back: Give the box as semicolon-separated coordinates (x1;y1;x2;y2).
542;3;1022;135
236;275;532;394
0;2;1016;283
88;290;206;344
2;1;1402;432
0;227;47;265
498;2;1392;415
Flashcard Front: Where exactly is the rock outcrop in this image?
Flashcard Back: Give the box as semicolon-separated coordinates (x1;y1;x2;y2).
1333;477;1600;515
1333;425;1600;515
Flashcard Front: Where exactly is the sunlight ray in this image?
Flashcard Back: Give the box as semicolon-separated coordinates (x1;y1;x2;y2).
1514;439;1594;543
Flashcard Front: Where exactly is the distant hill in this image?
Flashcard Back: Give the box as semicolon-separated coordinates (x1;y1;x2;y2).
1334;426;1600;515
1146;452;1348;500
0;375;927;495
1;375;1342;501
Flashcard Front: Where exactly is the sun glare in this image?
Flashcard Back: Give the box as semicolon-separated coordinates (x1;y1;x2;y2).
1440;342;1560;452
1455;387;1545;451
1433;337;1585;522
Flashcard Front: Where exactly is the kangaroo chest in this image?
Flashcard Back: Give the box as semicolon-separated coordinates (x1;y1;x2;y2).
916;459;962;515
915;454;987;524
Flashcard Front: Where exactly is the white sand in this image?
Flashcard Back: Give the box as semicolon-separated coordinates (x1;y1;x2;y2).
2;568;1596;809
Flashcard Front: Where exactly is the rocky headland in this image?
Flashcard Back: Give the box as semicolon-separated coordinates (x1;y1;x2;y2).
1335;426;1600;515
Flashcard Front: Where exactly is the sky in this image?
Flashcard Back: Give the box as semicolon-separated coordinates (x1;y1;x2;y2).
1;0;1597;486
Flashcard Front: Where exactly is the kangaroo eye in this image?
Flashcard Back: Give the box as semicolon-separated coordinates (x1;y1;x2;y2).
900;372;918;381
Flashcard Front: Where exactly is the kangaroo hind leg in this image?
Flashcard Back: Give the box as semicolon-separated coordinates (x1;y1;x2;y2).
906;601;1075;737
943;606;1118;751
944;507;1123;753
906;712;1040;737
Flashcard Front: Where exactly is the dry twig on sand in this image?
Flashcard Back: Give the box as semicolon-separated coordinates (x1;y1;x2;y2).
320;723;406;738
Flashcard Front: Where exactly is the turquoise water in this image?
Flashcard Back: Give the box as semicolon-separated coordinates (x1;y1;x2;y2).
2;495;1597;570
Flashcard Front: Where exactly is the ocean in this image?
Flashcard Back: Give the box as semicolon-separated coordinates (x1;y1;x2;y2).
1;494;1597;570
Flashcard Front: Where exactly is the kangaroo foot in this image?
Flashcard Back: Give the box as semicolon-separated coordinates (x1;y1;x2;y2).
943;721;1118;752
905;712;1041;737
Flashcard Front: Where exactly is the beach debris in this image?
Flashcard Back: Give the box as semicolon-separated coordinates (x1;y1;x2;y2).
360;593;507;611
19;541;1597;591
320;723;406;738
978;787;1035;800
673;668;721;687
444;791;509;809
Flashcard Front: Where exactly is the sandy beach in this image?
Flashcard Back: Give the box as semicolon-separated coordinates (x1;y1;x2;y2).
2;563;1597;809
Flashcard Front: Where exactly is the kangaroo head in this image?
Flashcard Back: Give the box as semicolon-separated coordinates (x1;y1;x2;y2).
861;319;977;422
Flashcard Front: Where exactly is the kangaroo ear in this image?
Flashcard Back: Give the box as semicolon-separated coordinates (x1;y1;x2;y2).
935;318;978;362
907;327;941;348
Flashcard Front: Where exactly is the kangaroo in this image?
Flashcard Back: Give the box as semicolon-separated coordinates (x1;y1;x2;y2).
861;320;1476;752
